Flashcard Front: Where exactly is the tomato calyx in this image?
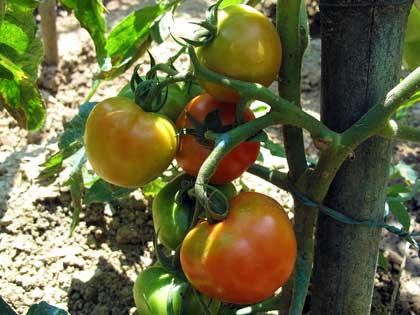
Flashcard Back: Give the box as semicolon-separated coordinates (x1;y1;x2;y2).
180;0;223;47
179;109;234;147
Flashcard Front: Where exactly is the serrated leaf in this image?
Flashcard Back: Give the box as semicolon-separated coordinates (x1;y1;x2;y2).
38;140;84;185
60;102;96;149
150;11;173;44
26;301;68;315
83;179;133;205
99;4;166;79
377;250;389;272
60;0;107;65
387;201;411;231
0;0;45;130
0;296;17;315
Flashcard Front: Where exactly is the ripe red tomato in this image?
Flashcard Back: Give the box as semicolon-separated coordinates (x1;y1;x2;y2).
175;94;260;185
180;192;297;304
196;4;282;102
84;97;178;188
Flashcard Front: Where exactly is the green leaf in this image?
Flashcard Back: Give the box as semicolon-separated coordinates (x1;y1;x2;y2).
26;301;68;315
0;0;45;130
59;102;95;149
38;140;84;185
219;0;243;9
99;4;167;79
387;201;411;231
377;250;389;272
395;90;420;120
261;138;286;157
394;161;418;183
142;177;167;198
84;179;134;205
68;169;84;236
150;11;173;44
387;184;411;196
60;0;107;65
0;296;17;315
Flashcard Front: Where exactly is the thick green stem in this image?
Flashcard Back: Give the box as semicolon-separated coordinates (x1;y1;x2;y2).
188;47;337;142
194;112;282;209
247;164;289;191
379;120;420;143
341;67;420;147
276;1;313;313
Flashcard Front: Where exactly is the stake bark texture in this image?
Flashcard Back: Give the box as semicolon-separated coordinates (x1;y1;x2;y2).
311;1;412;315
39;0;59;65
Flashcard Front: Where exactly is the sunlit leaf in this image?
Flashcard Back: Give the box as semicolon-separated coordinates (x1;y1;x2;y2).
0;0;45;130
60;0;107;65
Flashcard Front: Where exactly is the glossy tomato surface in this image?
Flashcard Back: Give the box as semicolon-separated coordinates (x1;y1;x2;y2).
133;266;220;315
84;97;178;188
197;4;282;102
152;173;195;250
176;94;260;185
180;192;297;304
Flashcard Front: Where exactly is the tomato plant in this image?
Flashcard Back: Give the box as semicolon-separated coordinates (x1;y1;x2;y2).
196;4;282;102
118;81;203;121
152;173;195;250
176;93;260;184
180;192;297;304
153;172;237;250
84;97;178;188
133;266;220;315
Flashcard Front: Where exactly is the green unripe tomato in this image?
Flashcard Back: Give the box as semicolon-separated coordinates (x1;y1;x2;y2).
152;173;195;250
133;267;220;315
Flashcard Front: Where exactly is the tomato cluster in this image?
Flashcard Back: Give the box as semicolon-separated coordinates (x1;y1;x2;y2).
83;3;296;313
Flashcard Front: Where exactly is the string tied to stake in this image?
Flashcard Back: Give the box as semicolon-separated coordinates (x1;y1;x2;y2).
286;180;420;257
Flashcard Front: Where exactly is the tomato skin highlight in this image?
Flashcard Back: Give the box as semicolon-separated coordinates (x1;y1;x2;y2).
133;266;220;315
84;97;178;188
197;4;282;102
175;94;260;185
180;192;297;304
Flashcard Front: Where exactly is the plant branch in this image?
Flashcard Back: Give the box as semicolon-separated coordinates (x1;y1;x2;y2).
188;46;337;143
341;66;420;148
247;164;289;192
379;120;420;143
276;0;312;313
194;112;282;210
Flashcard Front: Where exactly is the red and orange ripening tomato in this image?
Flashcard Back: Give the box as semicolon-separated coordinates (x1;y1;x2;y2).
175;93;260;184
180;192;297;304
84;97;178;188
196;4;282;102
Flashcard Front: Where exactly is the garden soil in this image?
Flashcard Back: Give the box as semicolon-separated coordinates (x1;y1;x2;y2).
0;1;419;314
